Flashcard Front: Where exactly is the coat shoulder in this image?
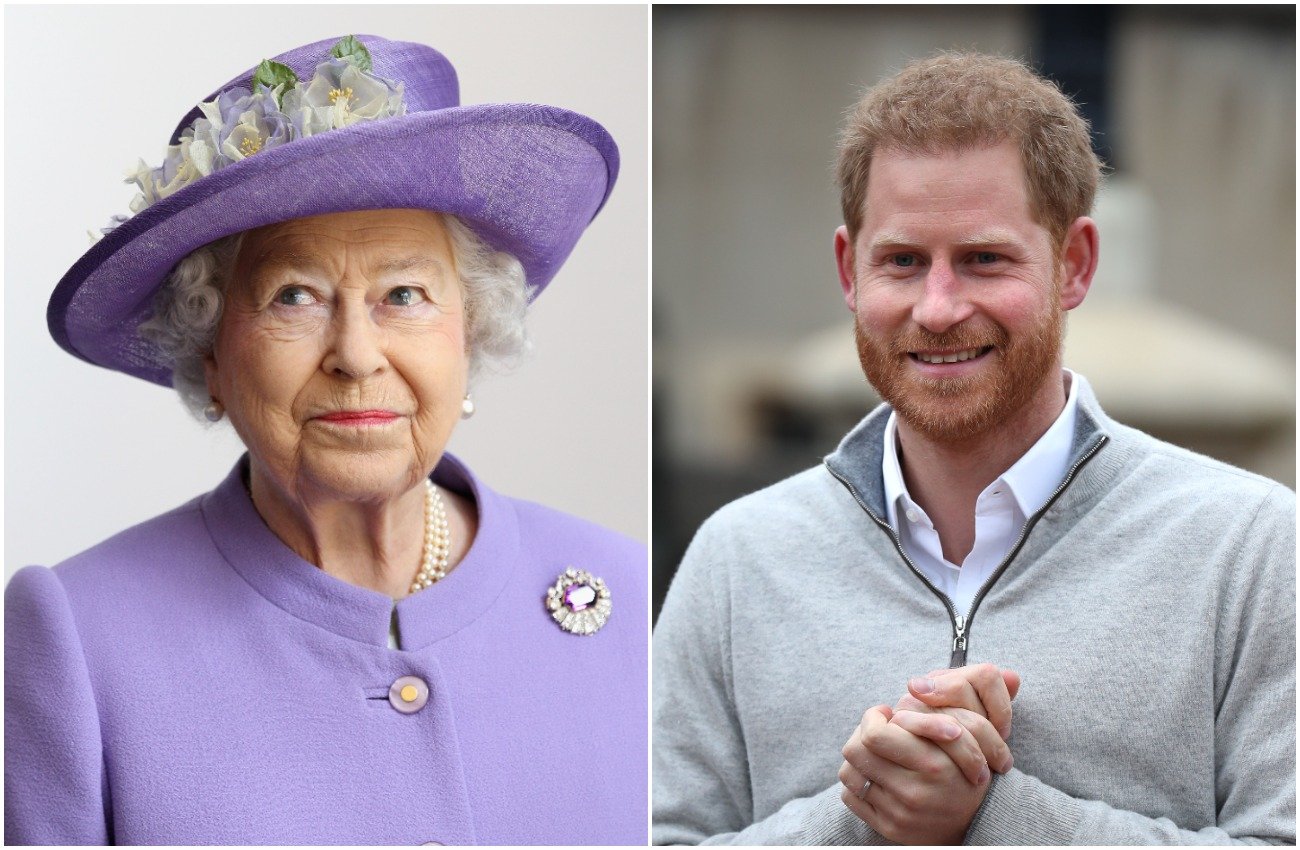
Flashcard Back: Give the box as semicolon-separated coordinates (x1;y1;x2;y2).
5;495;215;649
507;496;647;594
43;495;210;596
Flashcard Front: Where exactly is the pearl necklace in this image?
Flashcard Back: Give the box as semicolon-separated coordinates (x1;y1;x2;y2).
408;480;452;594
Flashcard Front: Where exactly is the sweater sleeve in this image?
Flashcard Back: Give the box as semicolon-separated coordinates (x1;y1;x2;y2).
5;565;111;845
965;485;1296;846
653;517;889;845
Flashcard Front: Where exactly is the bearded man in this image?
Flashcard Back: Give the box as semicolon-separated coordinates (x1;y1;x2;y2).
653;53;1295;845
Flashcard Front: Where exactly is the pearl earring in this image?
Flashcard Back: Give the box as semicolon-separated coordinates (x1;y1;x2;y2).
203;401;225;422
461;394;476;419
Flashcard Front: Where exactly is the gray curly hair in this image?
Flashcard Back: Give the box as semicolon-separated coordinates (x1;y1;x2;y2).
138;215;531;419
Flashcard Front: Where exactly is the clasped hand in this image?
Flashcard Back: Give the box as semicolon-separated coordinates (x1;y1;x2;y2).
838;663;1021;845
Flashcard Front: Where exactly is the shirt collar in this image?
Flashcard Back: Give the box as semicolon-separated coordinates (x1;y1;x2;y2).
998;368;1080;517
881;412;909;530
880;368;1081;528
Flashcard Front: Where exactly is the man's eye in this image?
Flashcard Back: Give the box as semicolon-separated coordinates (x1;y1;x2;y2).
385;286;426;307
974;251;1000;264
275;286;313;306
891;254;918;268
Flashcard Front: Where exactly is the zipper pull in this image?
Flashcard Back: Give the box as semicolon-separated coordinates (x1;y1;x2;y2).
949;614;967;667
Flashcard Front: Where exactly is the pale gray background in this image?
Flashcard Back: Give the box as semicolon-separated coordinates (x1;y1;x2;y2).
5;4;649;579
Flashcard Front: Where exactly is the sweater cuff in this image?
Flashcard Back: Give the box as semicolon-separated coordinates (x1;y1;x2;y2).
964;768;1083;845
802;784;896;845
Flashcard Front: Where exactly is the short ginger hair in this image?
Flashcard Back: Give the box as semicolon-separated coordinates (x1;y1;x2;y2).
836;52;1103;248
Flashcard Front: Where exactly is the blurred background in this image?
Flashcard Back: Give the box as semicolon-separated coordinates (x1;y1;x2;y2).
652;5;1296;617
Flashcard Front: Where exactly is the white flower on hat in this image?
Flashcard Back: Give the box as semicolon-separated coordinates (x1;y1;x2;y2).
300;59;407;130
116;36;406;219
280;86;333;138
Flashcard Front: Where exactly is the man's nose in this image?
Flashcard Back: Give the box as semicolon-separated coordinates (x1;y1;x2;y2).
322;301;386;379
910;261;975;333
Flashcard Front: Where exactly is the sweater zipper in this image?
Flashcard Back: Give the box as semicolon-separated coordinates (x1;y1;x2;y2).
952;614;967;666
827;433;1107;667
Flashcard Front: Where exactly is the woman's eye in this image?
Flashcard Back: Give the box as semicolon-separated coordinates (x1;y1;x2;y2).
385;286;426;307
275;286;314;306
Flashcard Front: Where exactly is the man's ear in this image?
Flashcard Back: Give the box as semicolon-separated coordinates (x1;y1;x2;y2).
834;225;857;311
1058;216;1099;311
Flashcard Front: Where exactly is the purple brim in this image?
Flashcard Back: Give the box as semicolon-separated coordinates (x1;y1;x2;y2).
48;103;618;387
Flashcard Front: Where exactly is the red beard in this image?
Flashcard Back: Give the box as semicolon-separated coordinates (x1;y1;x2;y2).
854;303;1063;445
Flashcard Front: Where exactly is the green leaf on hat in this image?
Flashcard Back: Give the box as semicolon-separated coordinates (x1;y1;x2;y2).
331;35;373;72
253;59;298;104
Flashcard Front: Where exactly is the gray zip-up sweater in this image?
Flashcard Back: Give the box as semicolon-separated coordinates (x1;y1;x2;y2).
653;378;1295;845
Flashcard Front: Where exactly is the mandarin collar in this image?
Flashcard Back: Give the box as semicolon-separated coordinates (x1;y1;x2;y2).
200;452;520;650
826;371;1110;524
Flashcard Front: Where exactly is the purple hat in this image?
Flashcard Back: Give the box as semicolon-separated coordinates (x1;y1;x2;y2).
47;34;619;387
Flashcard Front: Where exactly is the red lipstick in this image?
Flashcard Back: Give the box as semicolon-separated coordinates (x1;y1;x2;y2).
315;410;399;426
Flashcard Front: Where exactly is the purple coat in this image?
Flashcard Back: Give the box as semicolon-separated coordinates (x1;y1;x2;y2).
5;455;648;845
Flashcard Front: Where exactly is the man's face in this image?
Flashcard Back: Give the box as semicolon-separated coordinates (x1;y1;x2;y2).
838;141;1068;444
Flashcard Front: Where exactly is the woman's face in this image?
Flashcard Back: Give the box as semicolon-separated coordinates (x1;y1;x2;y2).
206;208;468;503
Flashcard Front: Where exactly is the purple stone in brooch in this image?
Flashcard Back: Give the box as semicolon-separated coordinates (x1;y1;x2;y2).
546;567;612;635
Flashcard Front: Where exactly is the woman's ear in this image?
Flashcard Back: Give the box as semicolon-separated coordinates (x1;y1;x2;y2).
203;351;221;404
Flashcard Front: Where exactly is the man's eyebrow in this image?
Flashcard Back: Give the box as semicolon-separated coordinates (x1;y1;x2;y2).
951;230;1023;247
866;231;918;253
865;230;1025;252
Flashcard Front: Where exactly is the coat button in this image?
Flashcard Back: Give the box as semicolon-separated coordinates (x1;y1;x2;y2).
388;675;429;714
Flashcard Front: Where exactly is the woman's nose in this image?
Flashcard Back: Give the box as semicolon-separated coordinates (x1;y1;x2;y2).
322;302;386;379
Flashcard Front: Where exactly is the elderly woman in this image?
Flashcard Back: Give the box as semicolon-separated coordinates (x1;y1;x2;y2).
6;35;645;845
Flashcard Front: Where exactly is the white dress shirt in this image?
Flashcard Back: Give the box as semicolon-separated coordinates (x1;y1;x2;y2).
883;370;1080;618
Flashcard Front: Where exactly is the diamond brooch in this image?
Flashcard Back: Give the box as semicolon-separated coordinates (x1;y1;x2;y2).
546;567;611;635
